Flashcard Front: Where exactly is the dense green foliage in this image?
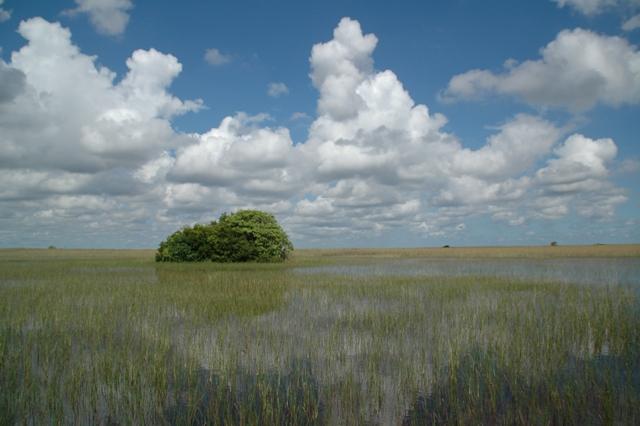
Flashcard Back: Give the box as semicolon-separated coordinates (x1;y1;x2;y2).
156;210;293;262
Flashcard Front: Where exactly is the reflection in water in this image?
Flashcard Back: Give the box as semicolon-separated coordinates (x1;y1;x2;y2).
294;257;640;286
5;255;638;423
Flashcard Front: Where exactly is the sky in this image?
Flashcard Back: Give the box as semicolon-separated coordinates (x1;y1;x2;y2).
0;0;639;248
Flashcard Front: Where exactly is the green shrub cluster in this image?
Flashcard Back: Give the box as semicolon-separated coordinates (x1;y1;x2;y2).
155;210;293;262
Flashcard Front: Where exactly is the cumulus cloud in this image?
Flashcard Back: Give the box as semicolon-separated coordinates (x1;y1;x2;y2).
0;18;206;245
63;0;133;36
285;18;626;237
162;17;627;240
301;18;454;188
133;151;174;184
536;134;617;192
1;18;201;173
309;18;378;121
170;113;302;198
442;28;640;111
0;16;631;247
0;62;25;102
204;48;231;66
0;169;92;201
267;82;289;97
452;115;561;180
163;183;232;213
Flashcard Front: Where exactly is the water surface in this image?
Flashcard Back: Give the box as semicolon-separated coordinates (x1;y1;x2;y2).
294;257;640;286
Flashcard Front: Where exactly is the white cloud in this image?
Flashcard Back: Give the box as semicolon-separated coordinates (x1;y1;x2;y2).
622;13;640;30
0;18;207;246
442;28;640;111
552;0;619;15
170;113;302;198
552;0;640;16
290;111;310;121
204;48;231;66
291;19;564;237
0;17;631;247
0;62;25;102
310;17;378;121
491;211;526;226
302;19;455;188
133;151;174;184
1;18;201;173
163;183;226;212
618;158;640;173
0;169;92;201
438;176;531;207
118;48;203;118
575;191;627;218
63;0;133;36
267;82;289;97
0;0;11;22
452;115;561;180
295;197;335;217
285;18;626;236
536;134;617;191
520;133;626;220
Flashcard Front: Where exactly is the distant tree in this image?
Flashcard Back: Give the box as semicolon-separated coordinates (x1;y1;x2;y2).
550;241;558;247
156;210;293;263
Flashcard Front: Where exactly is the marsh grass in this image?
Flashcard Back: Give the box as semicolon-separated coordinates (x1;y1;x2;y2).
294;244;640;259
1;247;639;424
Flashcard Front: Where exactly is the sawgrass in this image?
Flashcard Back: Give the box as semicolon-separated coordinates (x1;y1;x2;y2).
1;247;639;424
294;243;640;260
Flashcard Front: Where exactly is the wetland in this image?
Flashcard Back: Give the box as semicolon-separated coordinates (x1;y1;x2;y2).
1;245;639;424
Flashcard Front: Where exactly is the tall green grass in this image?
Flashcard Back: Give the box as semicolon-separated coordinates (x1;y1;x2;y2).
1;249;639;424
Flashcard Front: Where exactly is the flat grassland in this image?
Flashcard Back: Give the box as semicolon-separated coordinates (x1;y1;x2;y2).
1;245;639;424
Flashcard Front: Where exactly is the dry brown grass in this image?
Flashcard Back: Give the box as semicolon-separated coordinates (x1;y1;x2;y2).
2;244;638;264
0;248;156;261
293;244;640;259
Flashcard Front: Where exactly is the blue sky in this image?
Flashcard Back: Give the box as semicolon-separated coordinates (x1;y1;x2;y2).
0;0;638;248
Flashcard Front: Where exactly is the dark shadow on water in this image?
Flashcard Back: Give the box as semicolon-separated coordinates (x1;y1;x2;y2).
163;347;640;425
403;347;640;425
165;359;324;425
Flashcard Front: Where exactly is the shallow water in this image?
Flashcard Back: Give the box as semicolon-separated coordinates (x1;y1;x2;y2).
294;257;640;286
